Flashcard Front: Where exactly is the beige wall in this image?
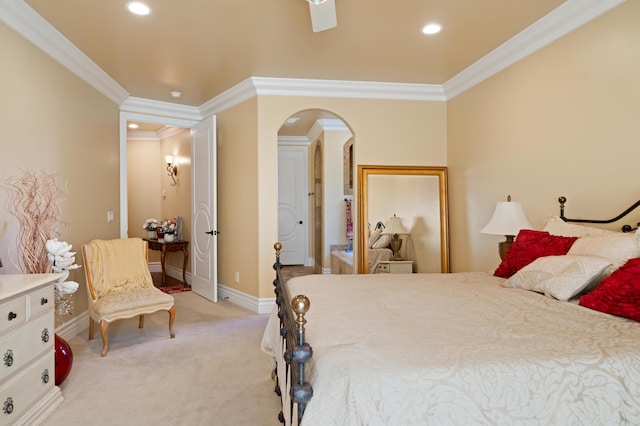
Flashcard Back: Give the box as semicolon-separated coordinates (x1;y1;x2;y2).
216;97;260;296
0;23;121;322
447;1;640;273
127;138;162;262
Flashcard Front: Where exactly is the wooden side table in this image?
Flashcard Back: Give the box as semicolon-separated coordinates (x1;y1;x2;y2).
145;239;189;286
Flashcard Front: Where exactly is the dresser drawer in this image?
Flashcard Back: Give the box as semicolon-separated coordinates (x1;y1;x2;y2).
0;297;26;334
0;354;54;423
28;286;54;319
0;314;53;382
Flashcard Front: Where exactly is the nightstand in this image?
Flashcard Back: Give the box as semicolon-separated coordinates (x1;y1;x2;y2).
376;260;413;274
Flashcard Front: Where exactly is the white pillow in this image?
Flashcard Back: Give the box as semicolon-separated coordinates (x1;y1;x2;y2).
503;255;612;301
371;234;391;249
543;216;618;238
368;228;383;248
567;233;640;268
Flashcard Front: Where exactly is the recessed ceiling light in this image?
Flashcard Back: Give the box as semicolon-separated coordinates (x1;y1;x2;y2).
170;91;182;98
126;2;151;16
285;117;301;126
421;23;442;35
128;123;139;129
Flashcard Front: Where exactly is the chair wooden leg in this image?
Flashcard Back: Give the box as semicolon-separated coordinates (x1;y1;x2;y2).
88;317;95;340
138;315;144;329
168;306;176;338
99;320;110;357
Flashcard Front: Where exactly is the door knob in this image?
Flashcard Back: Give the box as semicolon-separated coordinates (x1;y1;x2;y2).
206;230;218;235
298;221;303;224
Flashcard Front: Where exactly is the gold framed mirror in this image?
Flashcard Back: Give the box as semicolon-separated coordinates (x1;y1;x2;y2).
357;165;450;273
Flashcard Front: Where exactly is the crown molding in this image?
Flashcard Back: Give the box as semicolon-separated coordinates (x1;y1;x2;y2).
126;130;161;141
127;125;186;141
278;136;311;146
278;119;351;146
0;0;129;105
443;0;626;99
120;97;201;124
318;118;350;133
251;77;445;101
157;126;187;140
198;78;257;118
308;118;352;142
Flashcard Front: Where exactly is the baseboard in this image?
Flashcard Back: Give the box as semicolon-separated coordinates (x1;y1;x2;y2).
217;284;275;315
17;386;64;426
62;277;271;329
148;261;161;273
147;262;275;313
148;261;192;284
55;310;89;340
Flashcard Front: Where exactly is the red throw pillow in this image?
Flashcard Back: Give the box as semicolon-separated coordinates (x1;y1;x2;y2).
493;229;578;278
580;257;640;322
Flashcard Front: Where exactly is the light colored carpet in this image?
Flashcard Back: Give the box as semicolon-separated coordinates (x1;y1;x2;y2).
44;292;281;426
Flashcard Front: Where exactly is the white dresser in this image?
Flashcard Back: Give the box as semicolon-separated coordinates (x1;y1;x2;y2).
0;274;64;425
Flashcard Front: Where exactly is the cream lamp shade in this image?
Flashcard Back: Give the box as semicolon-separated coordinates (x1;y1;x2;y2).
382;214;409;261
481;196;532;260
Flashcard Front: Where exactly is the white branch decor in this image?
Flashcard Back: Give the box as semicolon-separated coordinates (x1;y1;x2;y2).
46;239;80;322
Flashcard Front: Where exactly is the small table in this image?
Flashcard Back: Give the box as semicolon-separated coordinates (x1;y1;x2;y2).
145;239;189;286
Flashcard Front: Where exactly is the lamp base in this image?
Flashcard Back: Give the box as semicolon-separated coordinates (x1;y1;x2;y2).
498;235;515;260
390;234;403;261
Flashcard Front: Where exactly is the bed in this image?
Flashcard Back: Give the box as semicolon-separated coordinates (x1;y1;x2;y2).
367;220;393;273
262;197;640;425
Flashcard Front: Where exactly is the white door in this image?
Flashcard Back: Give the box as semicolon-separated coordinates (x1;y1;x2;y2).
191;116;218;302
278;146;308;265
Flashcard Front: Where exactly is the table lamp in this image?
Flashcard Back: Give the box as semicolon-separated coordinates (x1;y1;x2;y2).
481;195;532;260
382;214;409;261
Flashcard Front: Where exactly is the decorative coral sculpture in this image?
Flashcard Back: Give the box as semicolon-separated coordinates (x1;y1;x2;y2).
46;239;81;321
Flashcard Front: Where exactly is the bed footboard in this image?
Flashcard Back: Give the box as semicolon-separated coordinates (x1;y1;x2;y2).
273;242;313;425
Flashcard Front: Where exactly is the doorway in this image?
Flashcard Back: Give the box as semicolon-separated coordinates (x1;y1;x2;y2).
120;112;218;302
125;121;192;285
277;109;354;274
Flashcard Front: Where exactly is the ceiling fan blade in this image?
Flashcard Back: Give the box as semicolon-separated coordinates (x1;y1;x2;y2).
309;0;337;32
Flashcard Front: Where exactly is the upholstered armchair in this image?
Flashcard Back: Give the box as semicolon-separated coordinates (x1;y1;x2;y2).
81;238;175;356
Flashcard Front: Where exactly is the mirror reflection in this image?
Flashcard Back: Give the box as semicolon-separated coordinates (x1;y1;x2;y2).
358;165;450;274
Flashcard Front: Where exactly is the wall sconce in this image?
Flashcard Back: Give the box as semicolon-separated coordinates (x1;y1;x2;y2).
165;155;177;186
481;195;532;260
382;214;409;261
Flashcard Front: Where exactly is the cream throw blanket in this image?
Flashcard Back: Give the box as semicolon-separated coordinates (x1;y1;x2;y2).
89;238;154;298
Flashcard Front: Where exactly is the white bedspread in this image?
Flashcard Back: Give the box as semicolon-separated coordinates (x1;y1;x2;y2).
262;272;640;425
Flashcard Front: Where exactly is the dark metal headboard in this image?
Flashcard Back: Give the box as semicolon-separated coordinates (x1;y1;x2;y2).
558;196;640;233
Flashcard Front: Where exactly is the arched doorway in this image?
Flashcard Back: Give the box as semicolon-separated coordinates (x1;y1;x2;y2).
277;109;354;275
